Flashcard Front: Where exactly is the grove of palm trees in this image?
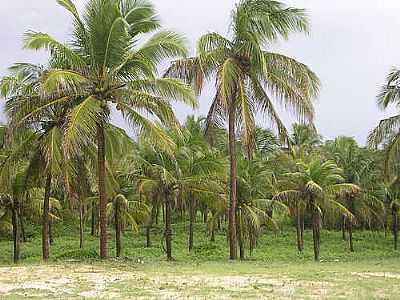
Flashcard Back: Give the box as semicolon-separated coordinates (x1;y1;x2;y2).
0;0;399;299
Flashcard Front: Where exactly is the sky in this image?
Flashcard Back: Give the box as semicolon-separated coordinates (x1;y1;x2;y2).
1;0;400;144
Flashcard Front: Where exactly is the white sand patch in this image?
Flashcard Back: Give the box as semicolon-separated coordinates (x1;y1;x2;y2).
352;272;400;279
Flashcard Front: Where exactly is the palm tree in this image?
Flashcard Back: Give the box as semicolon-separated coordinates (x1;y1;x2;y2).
1;63;67;260
382;177;400;250
323;137;386;251
134;128;224;260
275;159;359;260
368;67;400;250
165;0;319;259
179;116;226;251
21;0;196;259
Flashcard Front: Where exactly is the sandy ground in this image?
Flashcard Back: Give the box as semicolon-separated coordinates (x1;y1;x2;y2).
0;264;398;299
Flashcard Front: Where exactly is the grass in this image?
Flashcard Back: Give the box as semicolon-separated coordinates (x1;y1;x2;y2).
0;219;399;299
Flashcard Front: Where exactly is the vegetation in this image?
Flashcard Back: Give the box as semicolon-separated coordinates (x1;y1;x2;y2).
0;0;399;298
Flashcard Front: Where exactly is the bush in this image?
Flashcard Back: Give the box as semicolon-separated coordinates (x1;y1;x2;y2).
55;249;99;260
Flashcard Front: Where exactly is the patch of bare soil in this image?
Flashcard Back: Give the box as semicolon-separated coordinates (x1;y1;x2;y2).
0;265;331;299
352;272;400;279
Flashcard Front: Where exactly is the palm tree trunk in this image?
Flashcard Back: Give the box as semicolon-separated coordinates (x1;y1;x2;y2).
90;200;96;237
203;205;208;223
392;203;399;250
348;220;354;252
188;196;195;251
97;122;108;259
19;204;26;243
42;173;52;261
79;202;84;249
115;201;121;258
296;203;302;252
49;221;53;245
311;196;321;261
300;211;305;250
228;103;238;260
236;211;244;260
165;191;173;260
146;204;157;248
348;196;355;252
11;198;20;263
342;215;346;240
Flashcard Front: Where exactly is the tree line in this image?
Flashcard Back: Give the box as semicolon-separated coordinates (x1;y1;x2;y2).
0;0;398;264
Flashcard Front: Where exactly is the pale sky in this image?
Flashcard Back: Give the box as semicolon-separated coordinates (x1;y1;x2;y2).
1;0;399;144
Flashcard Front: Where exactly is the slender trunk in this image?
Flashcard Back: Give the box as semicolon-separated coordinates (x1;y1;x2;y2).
296;203;302;252
348;196;355;252
146;204;157;248
162;202;165;224
300;210;304;250
42;174;52;261
203;205;208;223
11;198;20;263
79;202;84;249
97;122;108;259
236;211;244;260
49;221;53;245
342;215;346;241
155;205;160;225
19;205;26;243
348;220;354;252
393;204;399;250
311;196;320;261
165;192;173;260
188;196;195;251
115;201;121;258
210;223;215;242
228;103;238;260
90;200;96;237
249;227;254;255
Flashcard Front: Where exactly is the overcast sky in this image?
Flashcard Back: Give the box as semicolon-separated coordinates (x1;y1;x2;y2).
1;0;399;144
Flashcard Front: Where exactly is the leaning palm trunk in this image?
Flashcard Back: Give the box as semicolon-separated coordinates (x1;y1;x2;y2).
392;203;399;250
311;196;321;261
97;122;108;259
165;192;173;260
11;198;20;263
228;104;238;260
42;174;52;260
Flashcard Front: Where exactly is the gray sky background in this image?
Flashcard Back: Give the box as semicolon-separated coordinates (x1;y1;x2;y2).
1;0;400;144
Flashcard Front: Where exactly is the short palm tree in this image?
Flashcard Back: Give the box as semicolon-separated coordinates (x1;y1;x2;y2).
1;63;66;260
21;0;196;259
165;0;319;259
368;67;400;250
275;159;359;260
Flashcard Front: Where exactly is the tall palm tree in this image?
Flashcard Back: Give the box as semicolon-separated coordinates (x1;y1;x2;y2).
21;0;196;259
165;0;319;259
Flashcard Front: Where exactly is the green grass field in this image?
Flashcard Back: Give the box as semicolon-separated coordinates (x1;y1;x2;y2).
0;221;399;299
